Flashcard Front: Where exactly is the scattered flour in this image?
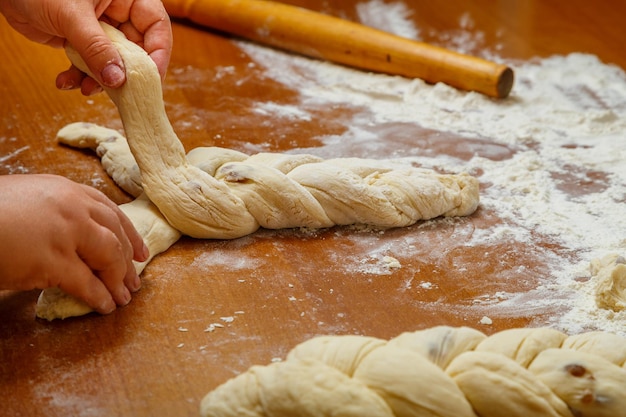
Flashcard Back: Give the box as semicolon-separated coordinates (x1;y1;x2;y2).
235;1;626;335
356;0;420;40
0;143;29;174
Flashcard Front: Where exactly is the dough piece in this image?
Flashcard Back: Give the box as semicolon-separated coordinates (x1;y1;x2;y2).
35;287;93;321
200;326;626;417
387;326;486;369
47;120;479;320
287;335;387;376
35;194;182;320
562;332;626;367
529;348;626;416
57;122;143;197
590;254;626;312
474;327;567;368
200;359;394;417
64;24;479;239
446;351;572;417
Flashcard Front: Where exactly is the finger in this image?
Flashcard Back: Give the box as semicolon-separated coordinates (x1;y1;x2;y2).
55;65;85;90
80;77;104;96
77;219;133;307
90;203;144;294
81;185;149;263
58;257;116;315
81;187;146;293
61;9;126;89
125;0;173;80
76;187;138;296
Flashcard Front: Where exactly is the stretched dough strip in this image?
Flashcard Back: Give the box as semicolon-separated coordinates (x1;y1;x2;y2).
201;326;626;417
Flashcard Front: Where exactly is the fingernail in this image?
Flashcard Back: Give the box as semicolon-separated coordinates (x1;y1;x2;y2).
101;299;116;315
86;85;103;96
121;287;132;306
132;273;141;292
101;63;125;88
58;80;76;90
142;242;150;260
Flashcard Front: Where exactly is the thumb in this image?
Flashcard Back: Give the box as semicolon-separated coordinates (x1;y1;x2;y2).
64;19;126;89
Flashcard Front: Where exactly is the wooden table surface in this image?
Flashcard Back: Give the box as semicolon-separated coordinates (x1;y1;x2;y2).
1;1;625;416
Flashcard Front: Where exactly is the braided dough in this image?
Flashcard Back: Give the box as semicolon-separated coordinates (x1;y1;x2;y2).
35;24;479;320
200;326;626;417
63;23;479;239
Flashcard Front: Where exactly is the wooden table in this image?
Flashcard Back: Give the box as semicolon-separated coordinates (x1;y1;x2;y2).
1;1;624;416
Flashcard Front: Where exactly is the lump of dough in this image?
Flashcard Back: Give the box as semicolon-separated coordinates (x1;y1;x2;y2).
287;335;386;376
446;351;572;417
35;287;93;321
563;332;626;367
590;254;626;312
200;359;394;417
200;326;626;416
387;326;487;369
529;348;626;417
474;327;567;368
352;344;477;417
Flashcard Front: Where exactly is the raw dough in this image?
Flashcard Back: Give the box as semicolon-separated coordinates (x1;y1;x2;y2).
57;121;480;234
63;23;479;238
37;24;479;320
590;254;626;312
35;287;93;321
200;326;626;417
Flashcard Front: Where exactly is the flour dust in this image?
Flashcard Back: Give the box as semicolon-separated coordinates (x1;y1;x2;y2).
233;1;626;335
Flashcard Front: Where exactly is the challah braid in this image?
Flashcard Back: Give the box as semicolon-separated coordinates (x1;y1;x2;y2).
200;326;626;417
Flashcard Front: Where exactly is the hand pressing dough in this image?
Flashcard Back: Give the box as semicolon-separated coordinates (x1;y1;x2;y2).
38;24;479;320
200;326;626;417
36;194;182;321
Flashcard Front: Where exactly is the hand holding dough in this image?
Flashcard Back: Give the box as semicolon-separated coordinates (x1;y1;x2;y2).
200;326;626;417
37;24;480;320
63;23;479;239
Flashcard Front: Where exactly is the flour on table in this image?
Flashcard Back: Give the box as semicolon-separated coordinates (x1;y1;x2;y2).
356;0;419;40
234;1;626;335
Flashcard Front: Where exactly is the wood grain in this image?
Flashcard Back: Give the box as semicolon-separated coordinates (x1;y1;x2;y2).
1;1;624;416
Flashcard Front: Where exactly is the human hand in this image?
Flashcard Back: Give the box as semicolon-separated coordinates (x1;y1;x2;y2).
0;174;149;314
0;0;172;95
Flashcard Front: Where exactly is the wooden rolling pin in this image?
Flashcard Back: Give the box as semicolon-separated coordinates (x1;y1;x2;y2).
163;0;513;98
